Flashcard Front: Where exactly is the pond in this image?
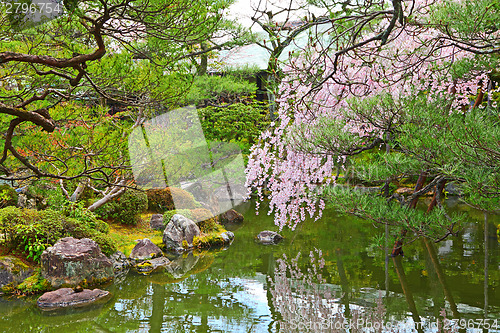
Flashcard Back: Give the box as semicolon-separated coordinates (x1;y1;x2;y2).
0;199;498;332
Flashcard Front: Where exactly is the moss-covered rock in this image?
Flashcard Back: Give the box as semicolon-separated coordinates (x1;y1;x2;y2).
16;268;52;295
41;237;114;289
132;257;170;275
0;256;34;294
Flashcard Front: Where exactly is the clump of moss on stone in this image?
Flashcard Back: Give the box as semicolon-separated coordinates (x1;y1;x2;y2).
192;232;227;249
16;269;52;295
198;218;225;234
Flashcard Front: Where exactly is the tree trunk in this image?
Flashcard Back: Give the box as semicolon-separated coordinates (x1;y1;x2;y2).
69;181;86;202
87;180;126;212
391;171;426;256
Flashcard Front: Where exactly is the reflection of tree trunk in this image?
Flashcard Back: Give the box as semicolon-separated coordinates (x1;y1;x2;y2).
391;172;426;257
422;238;460;319
336;248;350;318
392;256;423;333
149;284;166;333
484;212;489;317
421;239;444;319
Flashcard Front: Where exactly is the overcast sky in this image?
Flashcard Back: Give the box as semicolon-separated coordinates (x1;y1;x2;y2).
227;0;324;30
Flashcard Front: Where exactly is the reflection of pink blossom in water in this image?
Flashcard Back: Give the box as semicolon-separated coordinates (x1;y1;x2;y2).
269;249;387;332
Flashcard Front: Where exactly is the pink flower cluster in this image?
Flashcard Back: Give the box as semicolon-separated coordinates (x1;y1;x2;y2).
245;0;492;230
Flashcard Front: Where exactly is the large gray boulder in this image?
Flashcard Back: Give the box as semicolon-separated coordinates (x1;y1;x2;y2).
257;231;283;245
0;256;33;292
41;237;114;288
37;288;111;311
163;214;200;252
130;239;163;262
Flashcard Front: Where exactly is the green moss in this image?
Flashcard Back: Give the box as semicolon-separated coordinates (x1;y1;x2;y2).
198;219;224;234
16;269;52;295
1;282;15;294
108;224;163;256
192;225;230;249
0;256;31;275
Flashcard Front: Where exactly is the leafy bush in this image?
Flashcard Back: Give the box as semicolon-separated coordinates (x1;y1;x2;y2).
94;189;148;225
199;102;270;155
0;206;116;261
0;185;18;209
183;75;258;106
146;187;201;213
190;208;214;222
61;200;109;233
21;180;65;210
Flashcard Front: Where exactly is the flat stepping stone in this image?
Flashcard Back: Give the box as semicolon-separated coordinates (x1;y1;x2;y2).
37;288;111;311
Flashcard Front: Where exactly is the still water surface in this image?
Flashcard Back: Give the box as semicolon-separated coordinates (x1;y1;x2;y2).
0;199;498;332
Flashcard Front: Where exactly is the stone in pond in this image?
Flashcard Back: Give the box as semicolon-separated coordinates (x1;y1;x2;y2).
133;257;170;275
219;209;244;224
130;238;163;262
163;214;200;252
220;231;235;244
37;287;111;311
108;251;131;272
41;237;114;288
257;231;283;245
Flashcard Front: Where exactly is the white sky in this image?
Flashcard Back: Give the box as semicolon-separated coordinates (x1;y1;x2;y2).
227;0;325;31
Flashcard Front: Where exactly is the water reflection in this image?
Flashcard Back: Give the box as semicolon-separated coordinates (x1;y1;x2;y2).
0;201;498;332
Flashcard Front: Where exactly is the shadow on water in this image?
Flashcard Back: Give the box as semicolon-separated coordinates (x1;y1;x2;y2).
0;199;498;332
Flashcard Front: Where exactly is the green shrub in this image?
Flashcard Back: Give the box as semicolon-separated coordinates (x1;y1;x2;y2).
94;189;148;225
199;102;270;148
0;185;18;209
146;187;201;213
0;207;116;261
61;201;110;233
